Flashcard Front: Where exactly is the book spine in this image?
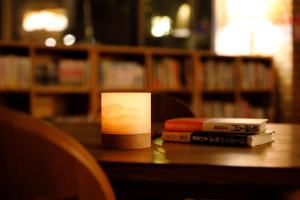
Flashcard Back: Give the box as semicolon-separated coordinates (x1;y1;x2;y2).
202;123;261;134
162;131;249;147
165;122;262;134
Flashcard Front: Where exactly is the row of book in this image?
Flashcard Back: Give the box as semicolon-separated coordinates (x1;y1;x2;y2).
240;61;273;89
201;100;269;118
201;60;273;90
202;101;236;118
99;59;144;89
202;60;235;90
238;100;270;119
161;118;274;147
35;59;90;86
150;58;183;89
0;55;31;89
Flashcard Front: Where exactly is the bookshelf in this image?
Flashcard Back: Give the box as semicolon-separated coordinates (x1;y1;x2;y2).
29;45;91;120
0;41;276;122
148;47;195;113
0;42;31;113
237;56;275;120
196;53;275;120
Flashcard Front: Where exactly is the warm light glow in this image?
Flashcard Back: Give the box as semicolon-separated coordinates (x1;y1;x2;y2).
173;28;191;38
23;9;68;32
101;93;151;134
251;21;283;55
63;34;76;46
176;3;191;28
215;20;281;55
173;3;191;38
215;0;288;56
215;21;251;55
226;0;269;21
215;0;292;122
151;16;171;37
45;38;57;47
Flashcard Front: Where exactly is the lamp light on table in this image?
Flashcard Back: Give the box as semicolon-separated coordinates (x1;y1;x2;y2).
101;92;151;149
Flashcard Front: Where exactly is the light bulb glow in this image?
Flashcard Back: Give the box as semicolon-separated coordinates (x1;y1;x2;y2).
151;16;172;37
63;34;76;46
23;9;68;32
176;3;191;28
45;38;57;47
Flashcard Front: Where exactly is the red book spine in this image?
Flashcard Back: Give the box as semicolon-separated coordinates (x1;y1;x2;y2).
164;118;206;131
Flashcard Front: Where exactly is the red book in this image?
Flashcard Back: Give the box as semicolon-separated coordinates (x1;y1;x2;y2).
164;118;268;134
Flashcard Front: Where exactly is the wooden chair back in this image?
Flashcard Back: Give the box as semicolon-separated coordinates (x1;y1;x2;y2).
0;107;115;200
151;93;195;123
151;94;195;138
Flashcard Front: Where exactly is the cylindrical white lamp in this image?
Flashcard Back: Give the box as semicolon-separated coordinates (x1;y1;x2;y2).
101;92;151;149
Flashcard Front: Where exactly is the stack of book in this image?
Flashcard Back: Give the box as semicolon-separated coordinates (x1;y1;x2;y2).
161;118;275;147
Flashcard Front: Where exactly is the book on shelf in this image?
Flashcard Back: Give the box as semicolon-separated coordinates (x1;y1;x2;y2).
164;118;268;134
202;100;236;118
240;61;272;89
0;55;31;89
150;58;183;89
58;59;89;86
201;100;269;119
161;130;274;147
35;59;89;86
202;59;234;90
99;59;144;89
237;99;268;118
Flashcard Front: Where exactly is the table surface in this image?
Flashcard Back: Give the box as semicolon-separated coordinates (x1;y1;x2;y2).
56;123;300;187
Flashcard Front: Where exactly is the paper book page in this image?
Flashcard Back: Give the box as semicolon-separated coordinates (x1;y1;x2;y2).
247;130;274;147
166;118;267;125
204;118;268;125
248;135;273;147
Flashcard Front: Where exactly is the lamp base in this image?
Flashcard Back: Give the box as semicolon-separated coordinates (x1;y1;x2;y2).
101;133;151;149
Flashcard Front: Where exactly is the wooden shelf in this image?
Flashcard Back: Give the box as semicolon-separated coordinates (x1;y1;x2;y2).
34;44;91;51
0;42;276;121
201;89;235;94
0;40;32;48
99;88;146;93
149;88;192;93
150;47;193;56
240;88;274;93
33;86;90;94
99;88;192;93
96;45;146;54
0;88;30;93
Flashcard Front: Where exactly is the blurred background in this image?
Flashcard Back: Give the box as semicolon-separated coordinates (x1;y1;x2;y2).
0;0;298;123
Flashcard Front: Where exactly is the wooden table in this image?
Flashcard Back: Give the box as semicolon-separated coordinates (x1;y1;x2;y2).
55;123;300;200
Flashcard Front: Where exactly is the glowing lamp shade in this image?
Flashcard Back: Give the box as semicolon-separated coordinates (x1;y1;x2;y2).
101;92;151;149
